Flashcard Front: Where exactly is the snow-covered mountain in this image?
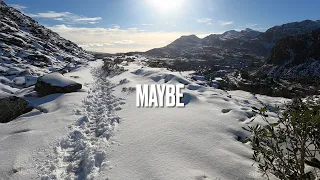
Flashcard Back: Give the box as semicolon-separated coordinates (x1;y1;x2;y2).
262;28;320;78
146;20;320;58
0;1;93;77
0;1;93;99
259;20;320;43
146;28;263;58
218;28;261;41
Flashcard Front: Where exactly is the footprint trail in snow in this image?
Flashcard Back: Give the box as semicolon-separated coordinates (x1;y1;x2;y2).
39;67;124;180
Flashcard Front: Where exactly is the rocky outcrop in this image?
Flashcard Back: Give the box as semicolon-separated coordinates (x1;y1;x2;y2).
260;20;320;43
264;28;320;78
268;28;320;65
34;72;82;96
0;96;29;123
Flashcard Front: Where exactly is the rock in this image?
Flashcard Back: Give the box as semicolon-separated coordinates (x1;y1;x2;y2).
264;28;320;78
34;72;82;96
0;96;29;123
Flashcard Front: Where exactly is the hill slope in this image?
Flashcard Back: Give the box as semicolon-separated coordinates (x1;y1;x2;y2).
0;1;93;97
0;1;93;76
262;28;320;78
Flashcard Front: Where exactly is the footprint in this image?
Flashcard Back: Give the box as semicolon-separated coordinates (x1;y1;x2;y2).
228;129;247;142
69;75;80;79
233;131;247;142
222;98;230;102
11;129;31;135
221;108;232;113
195;175;208;180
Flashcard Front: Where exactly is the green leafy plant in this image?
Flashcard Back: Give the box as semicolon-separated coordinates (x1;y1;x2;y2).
243;98;320;179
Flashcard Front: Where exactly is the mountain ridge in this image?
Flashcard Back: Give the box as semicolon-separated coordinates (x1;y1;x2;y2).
260;28;320;78
146;19;320;58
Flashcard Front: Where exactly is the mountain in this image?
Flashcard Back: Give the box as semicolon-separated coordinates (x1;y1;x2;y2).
146;29;262;58
261;28;320;78
146;20;320;58
259;20;320;43
0;0;93;101
0;1;93;76
218;28;261;40
146;35;203;57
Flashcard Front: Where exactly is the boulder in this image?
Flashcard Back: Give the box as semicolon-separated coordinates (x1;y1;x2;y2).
0;96;29;123
34;72;82;97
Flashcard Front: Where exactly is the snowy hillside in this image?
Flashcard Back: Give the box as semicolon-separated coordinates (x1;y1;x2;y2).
0;1;93;90
0;56;290;179
262;28;320;78
260;20;320;43
0;1;93;106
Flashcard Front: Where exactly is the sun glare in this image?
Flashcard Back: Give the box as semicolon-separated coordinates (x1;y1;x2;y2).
147;0;185;14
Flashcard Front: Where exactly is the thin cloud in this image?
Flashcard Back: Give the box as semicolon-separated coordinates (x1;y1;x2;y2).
8;4;27;10
114;40;135;44
165;22;177;27
112;25;120;29
87;22;99;24
28;11;73;18
141;24;153;26
128;28;138;31
238;23;267;31
218;20;233;26
74;17;102;22
197;18;213;25
246;23;258;27
196;18;212;23
47;24;209;53
27;11;102;24
79;43;114;48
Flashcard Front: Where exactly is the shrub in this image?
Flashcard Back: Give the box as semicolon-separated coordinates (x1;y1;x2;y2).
243;98;320;179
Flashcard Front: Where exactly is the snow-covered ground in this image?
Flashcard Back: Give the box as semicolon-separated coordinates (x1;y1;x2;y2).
0;61;98;179
0;58;289;180
96;61;288;180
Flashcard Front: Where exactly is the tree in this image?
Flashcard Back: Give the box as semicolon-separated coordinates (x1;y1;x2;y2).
243;98;320;179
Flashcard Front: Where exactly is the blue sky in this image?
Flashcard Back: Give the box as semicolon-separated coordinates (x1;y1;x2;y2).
5;0;320;53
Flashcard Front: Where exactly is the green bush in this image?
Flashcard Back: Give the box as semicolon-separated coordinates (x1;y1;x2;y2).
243;98;320;179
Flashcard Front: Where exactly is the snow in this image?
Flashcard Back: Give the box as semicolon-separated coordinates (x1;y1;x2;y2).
0;83;19;97
0;65;9;73
41;72;80;87
0;59;289;180
12;76;37;87
5;67;25;75
0;61;99;179
93;62;288;180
